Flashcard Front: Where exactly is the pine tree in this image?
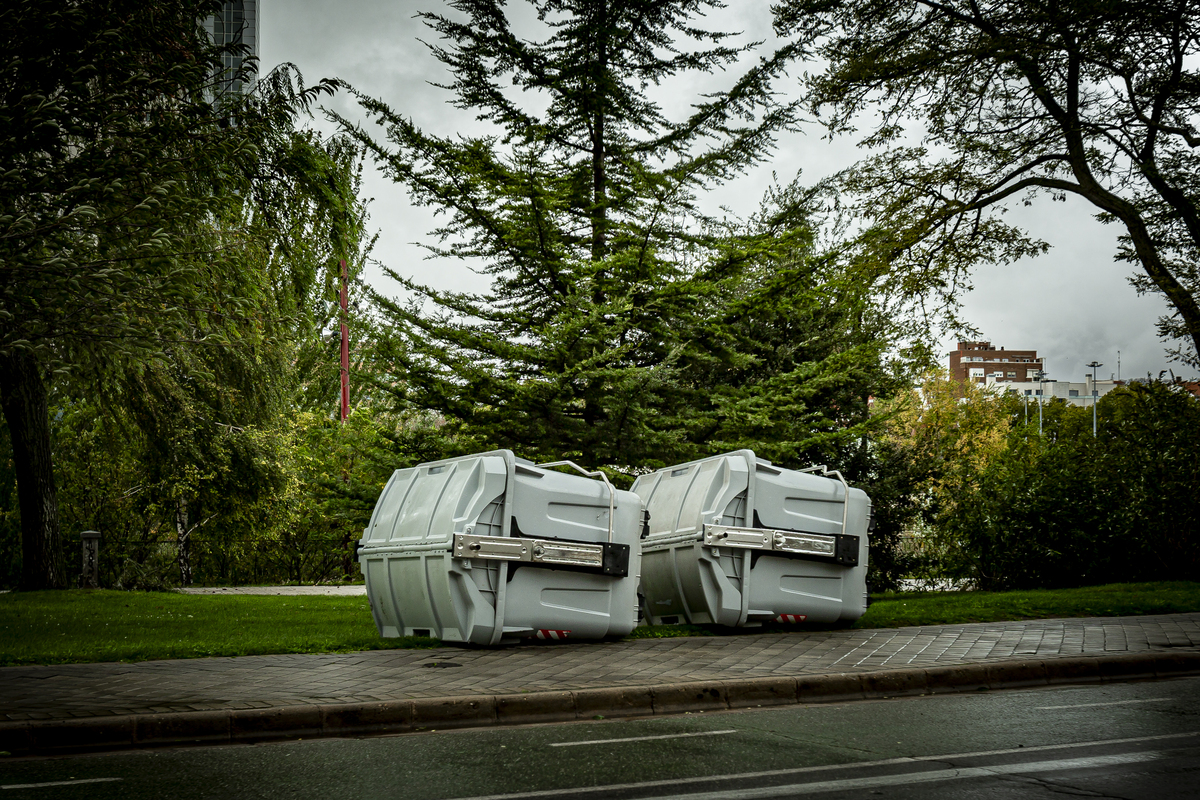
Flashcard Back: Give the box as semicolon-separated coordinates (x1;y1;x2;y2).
337;0;803;475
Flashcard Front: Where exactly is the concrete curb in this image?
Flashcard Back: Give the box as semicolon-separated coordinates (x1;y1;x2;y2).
3;650;1197;756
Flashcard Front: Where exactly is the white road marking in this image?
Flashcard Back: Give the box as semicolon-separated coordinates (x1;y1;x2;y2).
551;730;738;747
3;778;122;790
651;752;1163;800
1036;698;1170;710
453;730;1200;800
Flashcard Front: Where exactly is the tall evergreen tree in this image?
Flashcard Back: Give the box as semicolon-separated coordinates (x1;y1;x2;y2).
338;0;813;475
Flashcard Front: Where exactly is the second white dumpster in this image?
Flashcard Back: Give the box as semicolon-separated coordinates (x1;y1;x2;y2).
631;450;870;627
358;450;643;645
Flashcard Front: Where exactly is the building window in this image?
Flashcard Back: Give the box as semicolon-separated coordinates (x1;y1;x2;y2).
1069;389;1079;397
1006;371;1016;377
969;368;984;378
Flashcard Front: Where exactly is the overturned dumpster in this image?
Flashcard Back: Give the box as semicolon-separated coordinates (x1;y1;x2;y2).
358;450;643;645
631;450;870;627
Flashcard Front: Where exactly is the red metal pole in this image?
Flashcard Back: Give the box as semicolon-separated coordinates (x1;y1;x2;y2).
339;259;349;422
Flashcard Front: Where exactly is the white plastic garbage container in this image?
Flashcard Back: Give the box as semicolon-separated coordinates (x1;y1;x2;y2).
631;450;870;627
358;450;644;645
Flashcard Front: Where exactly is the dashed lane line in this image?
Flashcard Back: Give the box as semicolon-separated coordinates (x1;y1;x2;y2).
550;730;738;747
3;778;122;791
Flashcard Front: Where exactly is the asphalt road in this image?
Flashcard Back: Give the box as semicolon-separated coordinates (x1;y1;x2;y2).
2;677;1198;799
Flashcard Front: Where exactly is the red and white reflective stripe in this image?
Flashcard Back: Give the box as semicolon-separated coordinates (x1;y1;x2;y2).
774;614;807;623
535;629;571;640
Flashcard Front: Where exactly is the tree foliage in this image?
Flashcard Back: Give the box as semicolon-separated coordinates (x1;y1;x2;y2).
3;0;244;588
866;372;1014;589
2;0;263;370
878;376;1200;590
0;0;355;588
339;0;904;482
64;67;377;588
774;0;1200;366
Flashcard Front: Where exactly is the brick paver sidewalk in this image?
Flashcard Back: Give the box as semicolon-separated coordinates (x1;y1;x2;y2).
4;613;1199;722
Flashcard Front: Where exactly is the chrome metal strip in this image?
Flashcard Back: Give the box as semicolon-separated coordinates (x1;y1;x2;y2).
702;524;839;558
453;533;605;569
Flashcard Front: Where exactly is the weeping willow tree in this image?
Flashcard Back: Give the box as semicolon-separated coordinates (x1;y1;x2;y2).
0;0;369;588
1;0;267;588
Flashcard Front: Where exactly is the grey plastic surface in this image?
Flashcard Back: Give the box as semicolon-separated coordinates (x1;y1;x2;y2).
631;450;870;627
358;451;643;645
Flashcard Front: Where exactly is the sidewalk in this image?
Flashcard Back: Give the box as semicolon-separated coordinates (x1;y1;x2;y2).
3;613;1199;755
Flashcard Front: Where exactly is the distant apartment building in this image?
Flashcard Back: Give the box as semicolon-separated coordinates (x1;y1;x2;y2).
950;341;1045;385
991;375;1125;407
950;341;1128;406
204;0;259;97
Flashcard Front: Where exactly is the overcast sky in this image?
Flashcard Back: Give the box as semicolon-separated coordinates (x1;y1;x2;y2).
261;0;1187;384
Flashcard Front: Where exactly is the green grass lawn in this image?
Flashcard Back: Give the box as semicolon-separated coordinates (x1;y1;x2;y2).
627;581;1200;639
851;581;1200;629
0;590;437;667
2;581;1197;666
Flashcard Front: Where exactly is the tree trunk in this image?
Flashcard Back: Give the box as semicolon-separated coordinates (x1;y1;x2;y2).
589;1;608;266
0;350;65;590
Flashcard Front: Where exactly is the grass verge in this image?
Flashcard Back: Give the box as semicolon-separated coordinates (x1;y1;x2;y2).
850;581;1200;629
2;581;1196;666
0;590;436;667
628;581;1200;638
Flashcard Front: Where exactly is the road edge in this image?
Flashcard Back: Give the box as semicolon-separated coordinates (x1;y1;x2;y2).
3;651;1197;756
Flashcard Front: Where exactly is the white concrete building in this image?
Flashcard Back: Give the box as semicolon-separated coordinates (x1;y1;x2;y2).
986;374;1126;407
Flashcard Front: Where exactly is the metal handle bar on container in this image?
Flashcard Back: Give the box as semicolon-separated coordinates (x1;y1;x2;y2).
536;460;616;543
798;464;850;538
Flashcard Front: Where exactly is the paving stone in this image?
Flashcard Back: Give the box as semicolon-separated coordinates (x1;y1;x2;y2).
2;613;1197;722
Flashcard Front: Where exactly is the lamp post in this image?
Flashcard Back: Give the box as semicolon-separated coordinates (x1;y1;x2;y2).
1085;360;1103;436
339;259;349;422
1035;369;1046;434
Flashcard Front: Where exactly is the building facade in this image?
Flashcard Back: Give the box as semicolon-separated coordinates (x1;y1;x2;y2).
949;341;1044;385
204;0;258;96
989;375;1125;407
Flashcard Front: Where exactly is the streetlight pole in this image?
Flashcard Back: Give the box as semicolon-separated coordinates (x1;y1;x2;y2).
1085;360;1103;436
340;259;349;423
1035;369;1046;435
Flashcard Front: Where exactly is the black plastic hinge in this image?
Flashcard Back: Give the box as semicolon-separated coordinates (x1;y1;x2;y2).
602;542;630;577
834;534;859;566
